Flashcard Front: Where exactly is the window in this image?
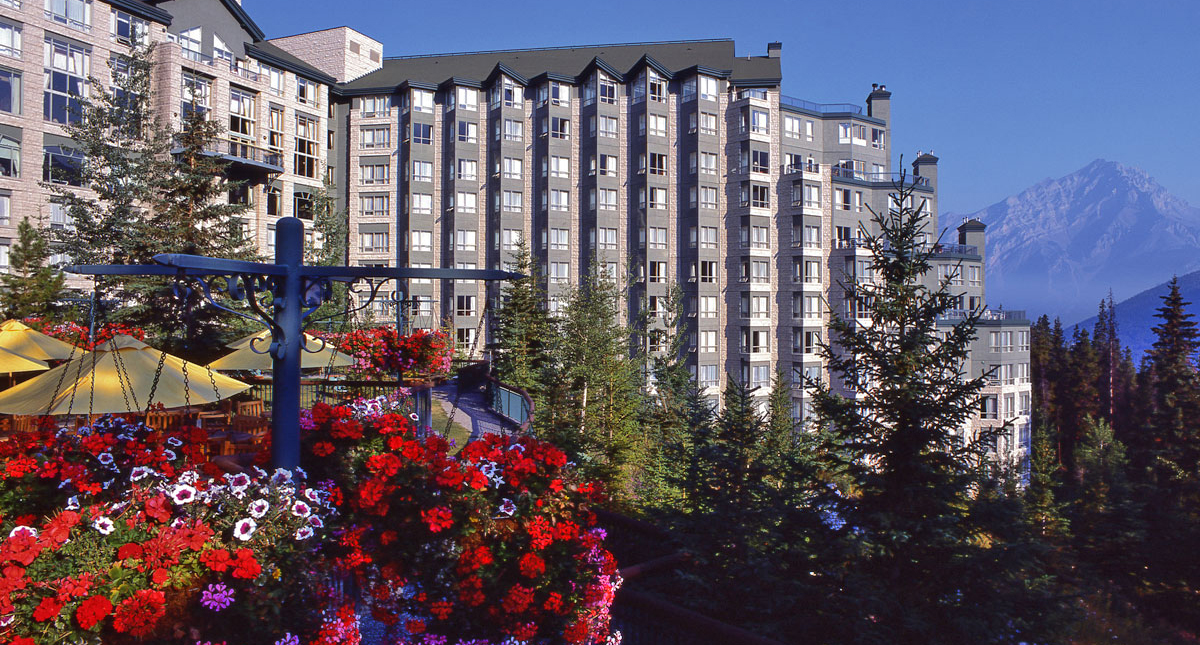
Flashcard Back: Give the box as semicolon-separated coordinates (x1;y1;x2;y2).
595;227;617;250
648;114;667;137
745;364;770;389
783;115;801;139
48;201;73;230
43;145;82;185
409;263;431;285
44;37;89;124
592;154;617;177
454;191;477;213
294;115;319;178
803;260;821;283
360;195;389;218
646;227;667;250
0;21;20;58
751;150;769;174
549;189;569;211
745;184;770;209
409;230;432;252
838;123;851;143
589;188;614;212
699;296;717;319
456;87;477;111
502;190;523;212
981;396;999;420
412;122;433;145
0;136;18;177
549;81;569;106
497;77;522;107
0;194;7;225
228;88;256;141
938;264;964;286
549;155;570;179
742;329;769;353
455;229;477;252
359;95;390;118
45;0;91;30
500;229;522;251
699;260;718;283
549;228;569;251
740;294;769;318
0;67;17;115
360;162;388;185
293;189;314;219
699;226;718;249
750;110;769;134
501;157;522;179
698;152;717;176
456;328;476;352
968;265;982;286
410;193;432;215
699;112;717;135
699;330;717;353
412;89;434;113
871;127;885;150
457;158;477;181
598;73;616;104
549;261;569;284
360;231;389;253
648;187;668;210
296;77;318;106
503;118;523;141
402;160;429;183
698;364;719;388
456;120;478;143
698;75;718;101
455;295;477;317
361;126;390;149
550;117;570;140
648;152;667;176
836;188;851;211
695;186;716;210
598;115;618;139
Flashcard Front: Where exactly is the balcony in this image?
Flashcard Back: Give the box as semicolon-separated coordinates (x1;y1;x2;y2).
780;95;863;115
938;309;1028;323
180;138;284;175
927;242;978;256
831;166;931;187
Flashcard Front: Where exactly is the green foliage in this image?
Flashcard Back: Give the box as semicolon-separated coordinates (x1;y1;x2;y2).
490;239;554;395
0;218;65;320
805;177;1059;643
304;178;350;325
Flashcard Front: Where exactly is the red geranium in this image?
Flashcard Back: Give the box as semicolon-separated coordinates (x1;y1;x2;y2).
75;594;113;630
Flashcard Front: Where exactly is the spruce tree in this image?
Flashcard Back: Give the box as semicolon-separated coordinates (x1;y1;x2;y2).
1026;421;1071;544
44;44;168;268
490;239;553;395
806;177;1056;643
304;178;350;326
1069;417;1144;589
0;219;66;320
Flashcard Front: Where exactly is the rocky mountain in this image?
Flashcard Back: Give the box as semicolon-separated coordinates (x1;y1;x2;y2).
1075;270;1200;360
943;159;1200;323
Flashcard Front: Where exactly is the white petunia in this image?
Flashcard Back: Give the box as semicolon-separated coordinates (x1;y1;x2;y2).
93;517;115;535
290;501;311;518
233;518;257;541
130;466;153;481
248;499;270;519
294;526;313;540
9;526;36;539
170;484;198;505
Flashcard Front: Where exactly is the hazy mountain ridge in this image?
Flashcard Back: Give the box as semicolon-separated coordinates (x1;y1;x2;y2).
944;159;1200;323
1075;270;1200;359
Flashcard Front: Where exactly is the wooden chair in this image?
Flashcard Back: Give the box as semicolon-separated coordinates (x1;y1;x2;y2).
237;400;264;417
12;416;37;433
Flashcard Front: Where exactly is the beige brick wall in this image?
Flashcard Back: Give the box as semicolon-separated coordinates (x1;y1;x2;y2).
269;27;381;84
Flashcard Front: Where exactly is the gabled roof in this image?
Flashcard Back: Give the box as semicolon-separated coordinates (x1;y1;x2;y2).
246;41;337;86
217;0;264;41
338;38;781;94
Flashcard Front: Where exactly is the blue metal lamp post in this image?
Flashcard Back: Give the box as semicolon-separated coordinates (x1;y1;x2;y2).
67;216;518;470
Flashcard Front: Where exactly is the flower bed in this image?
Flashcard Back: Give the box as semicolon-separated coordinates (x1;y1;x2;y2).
319;327;454;380
0;397;619;644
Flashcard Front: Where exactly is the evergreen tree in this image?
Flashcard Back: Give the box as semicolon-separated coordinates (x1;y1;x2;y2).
0;218;66;320
1069;417;1144;589
115;107;257;354
304;178;350;326
489;239;553;395
44;44;168;269
806;177;1058;643
764;366;796;470
1061;327;1101;472
541;264;642;495
1026;421;1071;544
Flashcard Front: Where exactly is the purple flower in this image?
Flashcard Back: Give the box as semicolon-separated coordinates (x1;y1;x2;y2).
200;583;235;611
275;633;300;645
234;517;258;541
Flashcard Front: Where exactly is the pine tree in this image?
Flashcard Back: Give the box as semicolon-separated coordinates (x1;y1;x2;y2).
304;178;350;326
45;44;168;268
806;176;1057;643
1069;417;1144;589
0;218;66;320
541;264;642;495
490;239;553;395
1061;327;1101;472
122;107;257;354
1026;421;1071;544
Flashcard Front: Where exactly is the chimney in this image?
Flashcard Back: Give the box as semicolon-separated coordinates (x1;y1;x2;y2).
767;42;782;58
866;82;891;122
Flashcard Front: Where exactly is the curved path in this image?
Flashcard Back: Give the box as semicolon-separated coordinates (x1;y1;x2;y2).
431;380;517;440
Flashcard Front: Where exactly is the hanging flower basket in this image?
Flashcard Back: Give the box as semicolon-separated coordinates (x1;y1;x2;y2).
318;327;454;382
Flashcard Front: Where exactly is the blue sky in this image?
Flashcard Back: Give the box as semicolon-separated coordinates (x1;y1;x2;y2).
253;0;1199;213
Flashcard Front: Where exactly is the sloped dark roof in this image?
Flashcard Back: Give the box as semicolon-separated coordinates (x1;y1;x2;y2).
339;38;781;94
217;0;265;40
246;41;337;85
109;0;172;25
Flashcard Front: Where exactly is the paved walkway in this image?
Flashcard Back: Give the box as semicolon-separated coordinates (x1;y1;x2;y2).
431;380;517;440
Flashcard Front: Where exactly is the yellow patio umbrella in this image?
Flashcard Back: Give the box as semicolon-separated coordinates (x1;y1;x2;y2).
0;335;250;415
211;330;353;371
0;346;49;374
0;320;81;361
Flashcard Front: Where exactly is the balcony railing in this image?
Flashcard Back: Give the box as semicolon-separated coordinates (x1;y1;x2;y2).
831;166;931;187
927;242;978;256
938;309;1028;322
201;138;283;169
780;95;863;115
